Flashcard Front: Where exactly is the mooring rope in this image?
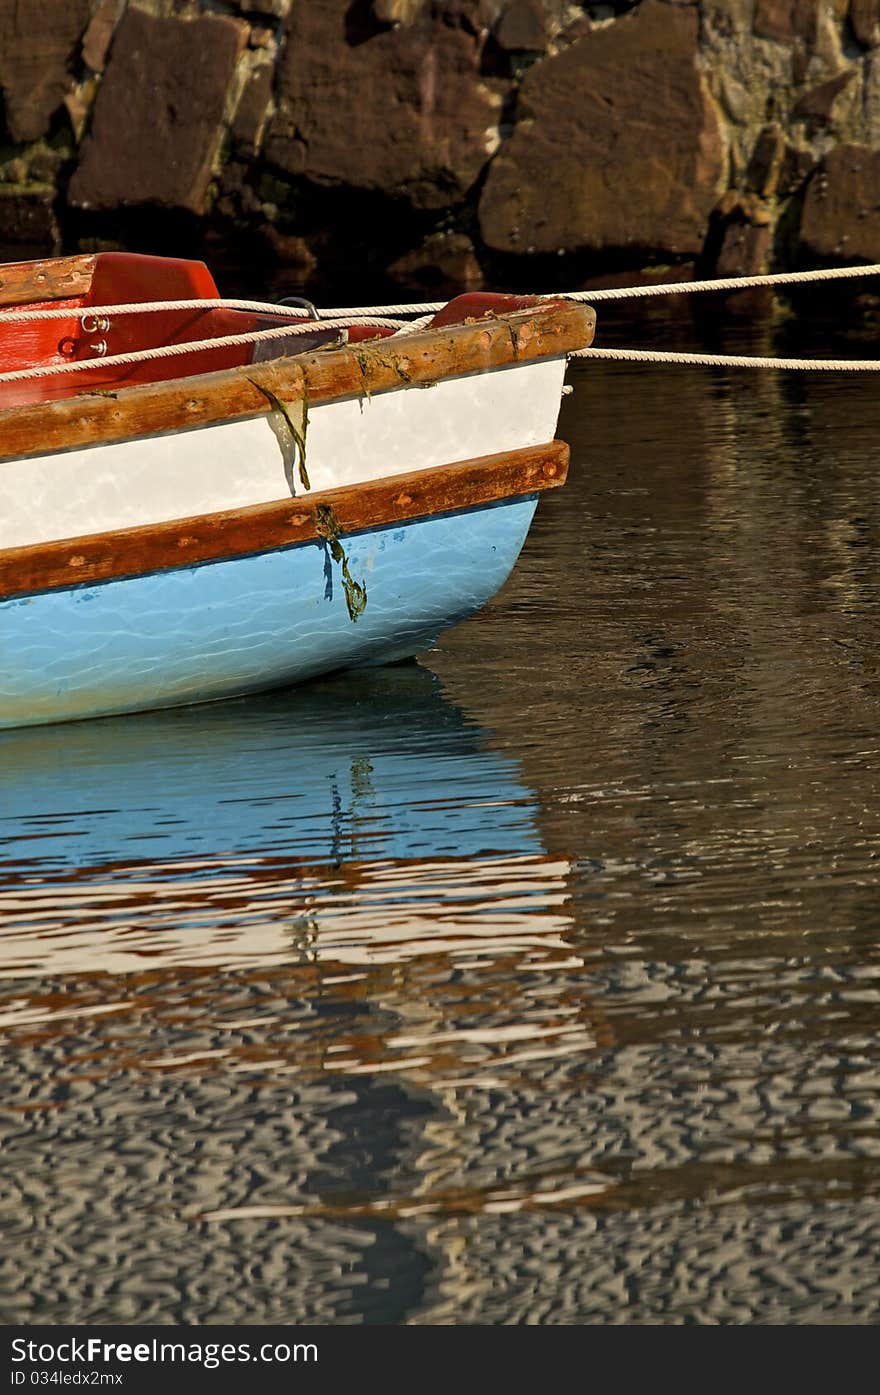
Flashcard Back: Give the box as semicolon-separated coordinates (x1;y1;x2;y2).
5;261;880;326
4;260;880;381
568;345;880;370
0;297;307;322
315;261;880;319
567;262;880;304
0;315;406;384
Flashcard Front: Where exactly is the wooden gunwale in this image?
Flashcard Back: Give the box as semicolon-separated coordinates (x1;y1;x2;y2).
0;301;595;463
0;440;569;601
0;254;97;307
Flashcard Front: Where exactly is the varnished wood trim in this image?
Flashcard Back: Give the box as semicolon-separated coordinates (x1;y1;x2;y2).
0;301;595;462
0;254;96;307
0;440;569;600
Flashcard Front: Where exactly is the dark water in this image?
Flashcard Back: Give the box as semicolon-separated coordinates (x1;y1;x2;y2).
2;309;880;1324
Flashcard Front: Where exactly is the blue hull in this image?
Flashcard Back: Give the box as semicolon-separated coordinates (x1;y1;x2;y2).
0;496;537;728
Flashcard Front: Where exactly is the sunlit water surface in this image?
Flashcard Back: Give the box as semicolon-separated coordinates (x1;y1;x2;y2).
2;307;880;1324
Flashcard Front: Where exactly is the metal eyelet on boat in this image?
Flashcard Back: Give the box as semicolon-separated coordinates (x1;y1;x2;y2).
80;314;111;334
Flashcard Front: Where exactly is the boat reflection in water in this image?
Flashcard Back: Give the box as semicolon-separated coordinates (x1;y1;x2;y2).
2;665;607;1324
2;664;581;983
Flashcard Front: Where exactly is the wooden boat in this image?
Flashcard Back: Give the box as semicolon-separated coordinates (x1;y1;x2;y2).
0;252;595;728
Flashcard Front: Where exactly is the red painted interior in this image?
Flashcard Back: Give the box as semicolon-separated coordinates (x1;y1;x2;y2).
85;252;220;306
429;292;548;327
0;258;534;412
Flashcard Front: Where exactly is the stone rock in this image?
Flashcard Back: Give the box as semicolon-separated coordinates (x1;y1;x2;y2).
720;72;752;123
388;230;485;291
791;68;856;126
265;0;504;211
69;9;246;215
812;3;849;80
753;0;820;46
485;0;574;31
27;144;65;184
745;123;786;195
231;0;292;16
707;193;773;276
248;26;277;50
231;63;274;157
0;187;61;258
0;0;91;142
754;0;823;80
259;226;318;279
863;48;880;142
373;0;426;22
714;189;772;225
217;159;248;198
702;0;756;31
850;0;880;46
64;79;98;144
82;0;119;75
799;144;880;261
0;157;28;185
213;160;264;225
778;142;816;193
478;0;724;258
494;0;551;52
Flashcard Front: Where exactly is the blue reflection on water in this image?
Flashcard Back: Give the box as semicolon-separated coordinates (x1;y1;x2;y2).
0;665;542;874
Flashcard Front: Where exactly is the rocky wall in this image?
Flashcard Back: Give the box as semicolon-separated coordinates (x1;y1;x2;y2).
1;0;879;297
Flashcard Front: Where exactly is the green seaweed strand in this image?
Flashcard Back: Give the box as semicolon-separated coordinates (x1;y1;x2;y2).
353;347;372;402
249;378;310;491
314;503;368;623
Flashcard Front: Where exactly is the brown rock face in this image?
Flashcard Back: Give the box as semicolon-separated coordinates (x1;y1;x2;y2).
791;69;856;127
372;0;426;21
707;193;773;277
753;0;822;82
753;0;820;46
0;188;61;258
231;64;274;157
69;9;246;215
715;220;772;277
745;124;786;196
265;1;502;210
494;0;551;53
800;144;880;261
850;0;880;47
388;230;485;292
0;0;91;142
82;0;118;75
478;1;724;258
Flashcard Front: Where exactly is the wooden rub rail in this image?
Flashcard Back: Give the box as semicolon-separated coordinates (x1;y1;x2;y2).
0;254;97;308
0;441;568;601
0;301;595;462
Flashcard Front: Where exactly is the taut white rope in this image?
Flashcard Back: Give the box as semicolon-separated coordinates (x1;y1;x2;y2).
0;316;406;384
316;261;880;319
0;296;305;323
570;262;880;304
3;261;880;326
569;345;880;371
4;260;880;381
